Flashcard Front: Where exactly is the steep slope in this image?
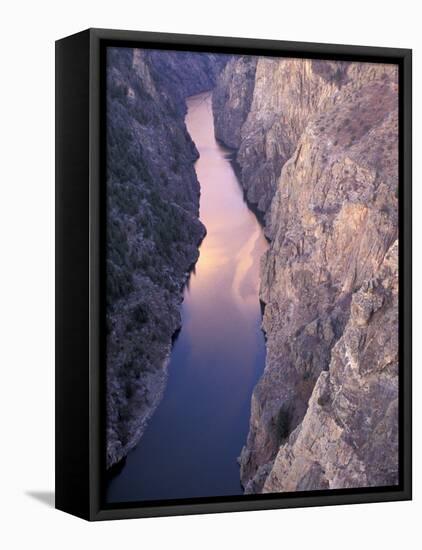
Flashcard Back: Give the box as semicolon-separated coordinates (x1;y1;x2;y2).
214;57;349;214
106;47;225;468
147;49;227;112
212;56;258;149
263;241;399;491
212;58;399;492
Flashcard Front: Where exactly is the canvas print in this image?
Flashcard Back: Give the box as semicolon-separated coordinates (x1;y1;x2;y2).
105;47;399;503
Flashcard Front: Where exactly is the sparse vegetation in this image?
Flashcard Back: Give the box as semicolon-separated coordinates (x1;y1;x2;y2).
106;46;210;469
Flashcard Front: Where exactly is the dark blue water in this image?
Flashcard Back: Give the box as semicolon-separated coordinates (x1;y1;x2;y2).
107;93;268;502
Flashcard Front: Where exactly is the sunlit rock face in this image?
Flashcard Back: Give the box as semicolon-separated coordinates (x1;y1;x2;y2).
263;241;399;492
106;48;226;468
213;58;399;492
214;57;349;215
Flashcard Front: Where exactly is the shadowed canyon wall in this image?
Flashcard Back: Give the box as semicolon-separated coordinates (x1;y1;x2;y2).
106;48;226;468
212;57;399;492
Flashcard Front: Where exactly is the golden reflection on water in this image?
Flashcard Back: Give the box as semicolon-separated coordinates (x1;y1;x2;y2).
107;92;270;502
186;93;267;304
184;92;268;383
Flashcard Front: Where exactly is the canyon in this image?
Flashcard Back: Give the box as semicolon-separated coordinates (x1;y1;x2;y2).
106;48;226;468
106;48;399;497
107;92;268;501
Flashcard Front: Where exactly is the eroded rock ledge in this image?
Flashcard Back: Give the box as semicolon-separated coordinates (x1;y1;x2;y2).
212;57;399;491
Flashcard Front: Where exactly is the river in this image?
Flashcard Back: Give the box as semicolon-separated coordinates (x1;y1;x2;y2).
106;92;268;503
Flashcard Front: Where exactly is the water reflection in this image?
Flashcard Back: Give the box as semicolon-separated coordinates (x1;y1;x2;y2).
107;92;268;503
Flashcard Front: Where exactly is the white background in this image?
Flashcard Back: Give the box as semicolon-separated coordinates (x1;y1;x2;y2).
0;0;419;548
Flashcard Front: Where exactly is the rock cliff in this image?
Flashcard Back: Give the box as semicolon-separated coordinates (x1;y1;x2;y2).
212;56;257;149
213;58;399;491
263;241;399;491
106;48;225;468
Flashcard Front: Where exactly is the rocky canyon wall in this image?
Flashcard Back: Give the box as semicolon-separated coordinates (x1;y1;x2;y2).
106;48;225;468
212;57;399;491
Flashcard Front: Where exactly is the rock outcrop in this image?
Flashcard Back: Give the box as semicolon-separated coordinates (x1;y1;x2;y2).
214;57;349;214
106;48;225;468
213;58;399;491
212;56;257;149
263;241;399;491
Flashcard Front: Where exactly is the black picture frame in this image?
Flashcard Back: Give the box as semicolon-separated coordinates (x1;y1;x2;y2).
55;27;412;521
